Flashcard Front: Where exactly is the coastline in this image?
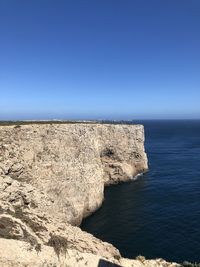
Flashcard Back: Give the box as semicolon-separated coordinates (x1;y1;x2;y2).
0;122;180;267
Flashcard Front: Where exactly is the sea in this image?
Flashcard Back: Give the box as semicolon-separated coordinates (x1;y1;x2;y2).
81;120;200;263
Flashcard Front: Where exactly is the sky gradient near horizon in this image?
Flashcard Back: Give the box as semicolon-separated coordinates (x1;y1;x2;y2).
0;0;200;120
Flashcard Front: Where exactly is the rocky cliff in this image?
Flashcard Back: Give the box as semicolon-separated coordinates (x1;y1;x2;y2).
0;123;148;225
0;122;176;267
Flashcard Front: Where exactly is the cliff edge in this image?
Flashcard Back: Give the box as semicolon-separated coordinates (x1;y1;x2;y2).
0;123;148;226
0;123;176;267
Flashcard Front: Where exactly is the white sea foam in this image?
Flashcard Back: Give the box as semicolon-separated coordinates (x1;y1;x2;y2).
131;172;143;181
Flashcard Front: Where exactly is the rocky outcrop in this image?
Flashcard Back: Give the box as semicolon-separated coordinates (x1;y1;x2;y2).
0;122;171;267
0;238;179;267
0;123;147;226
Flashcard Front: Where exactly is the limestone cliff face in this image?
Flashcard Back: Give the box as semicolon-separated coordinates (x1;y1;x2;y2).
0;123;151;266
0;123;147;226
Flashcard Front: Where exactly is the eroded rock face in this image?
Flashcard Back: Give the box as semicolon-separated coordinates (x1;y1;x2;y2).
0;123;147;225
0;123;148;265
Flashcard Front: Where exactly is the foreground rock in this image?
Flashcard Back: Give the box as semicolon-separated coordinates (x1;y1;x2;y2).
0;238;179;267
0;122;177;266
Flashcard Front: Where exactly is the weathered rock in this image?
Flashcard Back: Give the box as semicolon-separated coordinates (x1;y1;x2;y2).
0;123;147;225
0;238;180;267
0;174;120;260
0;122;166;267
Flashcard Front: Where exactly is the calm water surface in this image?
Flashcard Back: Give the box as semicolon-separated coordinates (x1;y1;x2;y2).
81;120;200;263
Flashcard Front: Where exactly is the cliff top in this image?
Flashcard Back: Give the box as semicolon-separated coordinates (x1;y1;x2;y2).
0;120;139;126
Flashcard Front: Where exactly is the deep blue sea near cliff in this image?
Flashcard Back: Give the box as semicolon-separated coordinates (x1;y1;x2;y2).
81;120;200;263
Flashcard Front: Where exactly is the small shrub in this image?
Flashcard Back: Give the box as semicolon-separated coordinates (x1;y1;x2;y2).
182;262;200;267
26;235;42;253
47;234;69;258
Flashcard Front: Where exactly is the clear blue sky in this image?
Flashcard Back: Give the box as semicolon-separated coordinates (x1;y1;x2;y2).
0;0;200;120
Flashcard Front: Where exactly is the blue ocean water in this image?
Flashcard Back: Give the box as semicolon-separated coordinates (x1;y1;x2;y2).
81;120;200;263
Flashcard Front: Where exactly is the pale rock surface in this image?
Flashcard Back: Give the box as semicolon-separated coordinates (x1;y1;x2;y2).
0;123;178;267
0;238;180;267
0;123;147;225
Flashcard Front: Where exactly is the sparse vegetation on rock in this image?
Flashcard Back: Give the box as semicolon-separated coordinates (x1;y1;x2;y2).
47;234;70;258
182;261;200;267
